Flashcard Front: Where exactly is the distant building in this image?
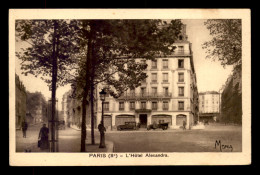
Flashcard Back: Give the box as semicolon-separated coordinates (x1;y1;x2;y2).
26;91;47;124
96;24;199;130
62;89;94;129
198;91;220;122
15;74;27;129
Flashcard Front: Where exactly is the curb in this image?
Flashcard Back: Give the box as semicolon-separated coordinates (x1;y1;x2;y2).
85;140;114;153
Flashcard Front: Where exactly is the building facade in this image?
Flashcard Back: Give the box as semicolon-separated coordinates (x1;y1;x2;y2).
96;25;199;130
26;91;47;124
198;91;220;122
62;90;94;129
15;74;27;129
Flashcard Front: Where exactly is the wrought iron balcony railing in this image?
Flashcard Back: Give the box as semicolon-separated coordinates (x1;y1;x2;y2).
171;50;190;56
118;92;172;100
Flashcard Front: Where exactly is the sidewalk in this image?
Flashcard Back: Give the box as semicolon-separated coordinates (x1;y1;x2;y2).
68;126;114;152
17;125;114;152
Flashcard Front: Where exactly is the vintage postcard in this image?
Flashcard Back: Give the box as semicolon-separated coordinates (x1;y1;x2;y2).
9;9;251;166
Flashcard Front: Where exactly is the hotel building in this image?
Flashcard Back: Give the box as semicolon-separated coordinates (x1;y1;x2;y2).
96;25;199;129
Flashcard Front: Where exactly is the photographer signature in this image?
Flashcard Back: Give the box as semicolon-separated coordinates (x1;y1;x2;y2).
215;140;233;152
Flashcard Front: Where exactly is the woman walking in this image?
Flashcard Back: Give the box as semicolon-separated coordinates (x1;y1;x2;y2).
38;124;49;150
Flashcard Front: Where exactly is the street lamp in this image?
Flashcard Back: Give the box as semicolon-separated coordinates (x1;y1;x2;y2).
99;89;106;148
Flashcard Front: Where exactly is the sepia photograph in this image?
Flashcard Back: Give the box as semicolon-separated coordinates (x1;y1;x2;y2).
9;9;251;166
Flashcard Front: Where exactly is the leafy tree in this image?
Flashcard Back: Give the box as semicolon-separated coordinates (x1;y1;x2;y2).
16;20;80;152
202;19;242;71
26;91;47;121
71;20;182;151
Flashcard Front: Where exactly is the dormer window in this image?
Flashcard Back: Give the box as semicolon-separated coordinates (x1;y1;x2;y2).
179;35;183;40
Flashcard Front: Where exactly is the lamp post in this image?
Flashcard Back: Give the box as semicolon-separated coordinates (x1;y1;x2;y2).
99;89;106;148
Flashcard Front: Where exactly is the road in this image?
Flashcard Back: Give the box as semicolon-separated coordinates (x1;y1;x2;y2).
16;123;242;152
106;124;242;152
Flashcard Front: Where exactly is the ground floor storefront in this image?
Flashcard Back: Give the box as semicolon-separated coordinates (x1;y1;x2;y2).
97;111;194;130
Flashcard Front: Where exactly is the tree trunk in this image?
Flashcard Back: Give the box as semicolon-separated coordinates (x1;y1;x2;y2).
80;25;92;152
51;20;58;152
90;77;95;145
81;89;88;152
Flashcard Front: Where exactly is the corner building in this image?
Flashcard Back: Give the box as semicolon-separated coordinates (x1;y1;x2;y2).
97;25;199;130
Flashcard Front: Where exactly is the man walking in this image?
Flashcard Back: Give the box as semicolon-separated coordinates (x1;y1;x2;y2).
21;120;28;138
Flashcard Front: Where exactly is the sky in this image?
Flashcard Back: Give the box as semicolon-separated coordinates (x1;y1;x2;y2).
15;19;233;110
182;19;233;92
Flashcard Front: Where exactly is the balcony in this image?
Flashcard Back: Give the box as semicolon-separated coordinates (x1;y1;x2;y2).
118;92;172;100
170;50;190;56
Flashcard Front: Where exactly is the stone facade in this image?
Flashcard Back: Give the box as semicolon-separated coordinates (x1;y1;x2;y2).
96;24;199;130
15;74;27;129
198;91;220;122
62;90;93;129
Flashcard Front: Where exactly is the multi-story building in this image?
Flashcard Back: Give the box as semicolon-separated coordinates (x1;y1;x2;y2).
199;91;220;113
62;89;94;129
15;74;27;129
198;91;220;122
26;91;47;124
96;24;199;129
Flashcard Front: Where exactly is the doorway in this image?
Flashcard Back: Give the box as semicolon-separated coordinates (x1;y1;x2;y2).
139;114;147;128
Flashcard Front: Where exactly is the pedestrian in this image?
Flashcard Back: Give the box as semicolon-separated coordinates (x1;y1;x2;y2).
21;120;28;138
98;122;106;148
183;120;186;130
152;121;157;130
38;124;49;150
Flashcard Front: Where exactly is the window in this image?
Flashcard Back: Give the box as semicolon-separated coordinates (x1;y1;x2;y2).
104;102;109;111
178;72;184;82
163;73;168;82
141;60;146;64
178;101;184;110
151;87;157;96
152;73;157;83
141;102;146;109
152;60;157;69
119;102;124;111
163;59;168;69
178;46;184;52
130;101;135;110
178;59;184;68
163;101;169;110
141;60;147;70
130;89;135;95
152;102;158;110
141;87;146;96
178;87;184;96
163;87;169;96
142;77;146;83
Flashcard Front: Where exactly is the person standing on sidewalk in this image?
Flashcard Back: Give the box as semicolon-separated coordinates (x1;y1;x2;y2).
183;120;186;130
38;124;49;150
21;120;28;138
